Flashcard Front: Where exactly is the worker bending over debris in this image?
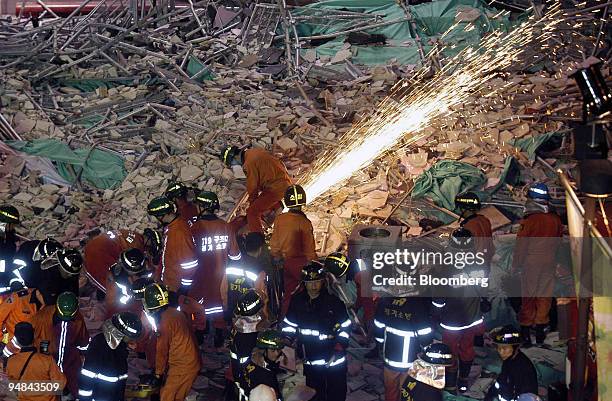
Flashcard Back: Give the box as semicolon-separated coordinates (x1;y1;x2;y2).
165;181;199;223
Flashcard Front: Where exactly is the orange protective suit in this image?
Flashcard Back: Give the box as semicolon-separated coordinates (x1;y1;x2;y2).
0;288;45;357
270;209;317;316
189;215;241;321
512;210;563;326
83;230;144;292
461;213;496;265
155;308;201;401
7;346;67;401
243;148;292;233
30;306;90;398
159;218;199;293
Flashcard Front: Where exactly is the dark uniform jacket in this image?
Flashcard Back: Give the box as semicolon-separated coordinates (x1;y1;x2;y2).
238;359;282;401
0;232;18;293
224;254;266;321
494;350;538;400
78;333;128;401
374;297;433;370
400;375;443;401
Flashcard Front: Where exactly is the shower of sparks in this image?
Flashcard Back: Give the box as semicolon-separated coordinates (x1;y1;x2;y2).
299;2;567;204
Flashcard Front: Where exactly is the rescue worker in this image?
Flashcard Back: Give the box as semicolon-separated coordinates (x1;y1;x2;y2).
485;326;538;401
221;145;291;233
282;262;350;401
374;297;433;401
0;205;20;295
142;283;201;401
222;232;267;324
400;343;454;401
270;184;316;317
11;238;63;291
433;228;487;393
190;190;241;344
0;285;45;359
105;248;152;317
237;330;286;401
512;183;563;347
165;181;198;223
78;312;143;401
7;322;67;401
147;196;199;304
30;291;90;398
83;228;146;294
36;248;82;304
455;192;496;267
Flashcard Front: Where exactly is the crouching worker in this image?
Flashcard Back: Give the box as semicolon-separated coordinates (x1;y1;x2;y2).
7;322;67;401
78;312;143;401
400;343;454;401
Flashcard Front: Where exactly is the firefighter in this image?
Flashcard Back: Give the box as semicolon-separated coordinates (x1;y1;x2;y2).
11;238;63;291
374;296;433;401
165;181;198;223
30;291;89;398
222;232;268;324
485;325;538;401
433;228;488;393
270;184;316;317
78;312;143;401
190;190;241;344
221;145;291;233
142;283;201;401
0;285;45;359
237;329;286;401
36;248;82;305
454;192;496;267
512;183;563;347
0;205;20;295
400;342;454;401
6;322;67;401
147;196;199;303
105;248;152;317
281;261;350;401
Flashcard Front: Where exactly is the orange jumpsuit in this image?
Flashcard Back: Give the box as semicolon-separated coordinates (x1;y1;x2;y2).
190;215;241;322
159;218;199;293
0;288;44;357
270;210;317;316
30;306;89;398
7;345;67;401
155;308;201;401
461;213;496;266
243;148;292;233
83;230;144;292
512;211;563;326
175;198;198;223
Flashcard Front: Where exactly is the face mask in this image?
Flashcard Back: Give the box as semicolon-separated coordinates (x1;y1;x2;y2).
234;314;261;333
408;359;446;389
102;319;126;350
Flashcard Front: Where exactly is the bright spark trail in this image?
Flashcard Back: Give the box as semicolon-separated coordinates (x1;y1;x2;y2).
299;2;567;204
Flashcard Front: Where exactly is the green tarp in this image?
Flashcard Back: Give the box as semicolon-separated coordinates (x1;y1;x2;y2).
294;0;512;66
7;139;127;190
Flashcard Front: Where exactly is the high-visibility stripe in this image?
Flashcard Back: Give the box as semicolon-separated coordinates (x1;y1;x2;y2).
432;300;445;308
180;260;198;270
204;306;223;315
160;235;168;282
417;327;432;336
181;278;193;286
229;351;249;364
78;389;93;396
440;318;484;331
340;319;351;328
283;317;298;327
81;368;96;378
0;260;5;273
385;359;413;369
425;352;453;359
304;359;326;366
330;356;346;367
374;319;386;329
77;339;90;351
225;267;258;282
58;321;68;372
228;253;242;261
13;259;27;267
375;337;384;343
81;368;128;383
282;327;296;334
386;326;417;337
338;331;349;339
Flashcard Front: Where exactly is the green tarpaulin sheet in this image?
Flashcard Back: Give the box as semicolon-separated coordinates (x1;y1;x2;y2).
7;139;127;190
512;131;561;161
295;0;512;66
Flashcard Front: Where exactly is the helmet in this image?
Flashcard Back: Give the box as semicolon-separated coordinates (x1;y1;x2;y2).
517;394;542;401
420;342;454;366
234;289;263;317
528;182;550;201
132;277;154;300
165;181;188;200
33;238;63;262
490;325;522;345
257;330;284;350
0;205;19;224
195;190;220;212
454;192;481;211
118;248;146;275
301;261;325;282
111;312;143;339
282;185;307;208
143;283;169;312
221;145;240;166
324;252;350;278
56;292;78;321
57;249;83;276
143;228;162;257
449;228;473;250
147;196;175;217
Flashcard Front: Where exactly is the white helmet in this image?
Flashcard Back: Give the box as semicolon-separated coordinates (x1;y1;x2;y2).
249;384;276;401
517;394;542;401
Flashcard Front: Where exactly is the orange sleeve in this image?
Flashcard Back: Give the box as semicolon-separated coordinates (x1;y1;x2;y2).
76;315;90;347
302;219;317;261
0;296;14;331
220;275;228;310
228;229;241;260
47;356;67;390
245;158;260;200
155;318;170;376
269;216;283;258
512;218;532;270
